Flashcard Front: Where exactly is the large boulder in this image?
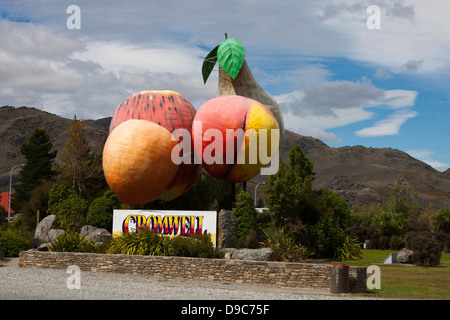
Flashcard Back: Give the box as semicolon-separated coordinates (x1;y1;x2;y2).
34;214;65;250
397;248;413;264
217;209;238;248
48;229;65;242
223;248;274;261
80;225;111;244
231;248;274;261
35;214;56;241
35;215;65;243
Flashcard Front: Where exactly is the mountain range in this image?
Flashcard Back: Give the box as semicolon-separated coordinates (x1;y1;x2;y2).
1;105;449;210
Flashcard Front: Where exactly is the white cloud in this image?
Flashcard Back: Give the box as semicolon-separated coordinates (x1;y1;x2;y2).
281;107;374;142
279;80;417;116
0;1;439;144
71;41;205;76
274;80;417;142
0;19;83;58
0;19;216;119
4;0;450;75
355;110;418;137
319;0;450;74
0;20;85;108
381;90;418;108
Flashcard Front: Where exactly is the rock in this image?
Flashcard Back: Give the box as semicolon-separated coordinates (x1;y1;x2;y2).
222;248;238;259
34;215;56;242
48;229;65;243
80;225;111;244
397;248;413;264
217;209;238;249
222;248;274;261
232;248;274;261
37;243;51;251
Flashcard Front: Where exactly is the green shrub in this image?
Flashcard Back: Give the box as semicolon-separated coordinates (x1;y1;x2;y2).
406;231;443;266
389;235;406;250
48;184;88;232
49;232;94;253
334;235;363;261
261;227;313;262
107;228;172;256
240;229;265;249
433;207;450;252
107;228;222;258
171;234;223;258
433;207;450;233
87;190;120;231
435;230;450;253
0;230;30;257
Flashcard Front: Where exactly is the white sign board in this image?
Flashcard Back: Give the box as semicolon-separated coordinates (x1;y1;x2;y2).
112;209;217;245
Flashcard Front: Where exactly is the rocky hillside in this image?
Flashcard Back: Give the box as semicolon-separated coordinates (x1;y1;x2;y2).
1;105;449;210
0;106;107;191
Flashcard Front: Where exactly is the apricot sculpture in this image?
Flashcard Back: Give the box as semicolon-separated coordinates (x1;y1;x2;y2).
102;120;178;205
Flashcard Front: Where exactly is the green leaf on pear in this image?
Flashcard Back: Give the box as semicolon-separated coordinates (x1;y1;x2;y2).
217;38;245;79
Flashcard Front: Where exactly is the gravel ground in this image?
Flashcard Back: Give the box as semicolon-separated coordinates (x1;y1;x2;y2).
0;258;371;300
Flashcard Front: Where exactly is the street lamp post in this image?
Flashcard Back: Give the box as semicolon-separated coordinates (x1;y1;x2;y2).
8;163;25;222
254;182;265;207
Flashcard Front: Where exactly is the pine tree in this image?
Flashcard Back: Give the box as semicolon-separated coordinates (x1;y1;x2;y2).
233;190;258;240
264;144;316;225
57;115;103;197
12;128;57;211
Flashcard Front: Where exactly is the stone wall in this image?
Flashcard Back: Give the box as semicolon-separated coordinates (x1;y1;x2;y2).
19;251;366;292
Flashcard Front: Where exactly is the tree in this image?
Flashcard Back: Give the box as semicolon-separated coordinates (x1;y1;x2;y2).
264;144;316;225
309;189;355;259
57;115;104;197
48;183;88;232
433;207;450;234
12;128;57;212
375;180;421;218
406;215;443;266
264;144;359;260
233;190;258;240
385;181;421;218
19;181;53;231
287;144;315;181
350;181;423;250
433;207;450;252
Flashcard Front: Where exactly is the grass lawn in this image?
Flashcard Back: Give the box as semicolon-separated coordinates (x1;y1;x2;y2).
334;250;450;300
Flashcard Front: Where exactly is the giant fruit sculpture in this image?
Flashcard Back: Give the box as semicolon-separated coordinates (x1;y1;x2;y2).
196;36;283;182
103;120;178;204
193;95;279;182
202;36;285;142
103;90;201;204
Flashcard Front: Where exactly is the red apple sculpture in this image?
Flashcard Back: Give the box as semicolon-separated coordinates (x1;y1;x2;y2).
108;90;201;202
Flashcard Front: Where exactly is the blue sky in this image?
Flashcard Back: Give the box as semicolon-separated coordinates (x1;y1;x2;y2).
0;0;449;171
